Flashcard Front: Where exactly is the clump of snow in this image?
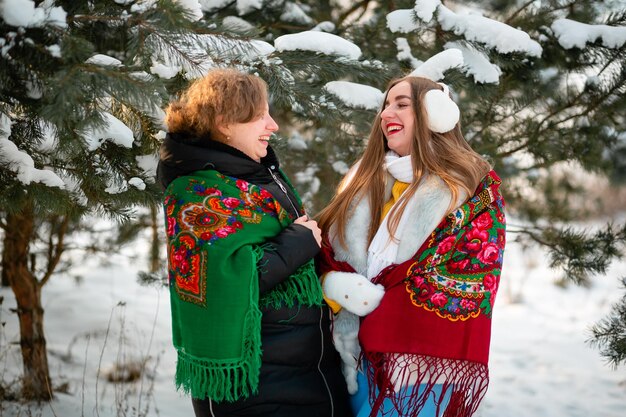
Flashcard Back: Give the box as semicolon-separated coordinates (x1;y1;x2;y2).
237;0;262;15
199;0;231;12
396;38;422;69
82;113;135;152
280;1;313;25
222;16;255;32
46;44;61;58
288;134;308;150
312;21;336;32
176;0;204;21
410;48;464;81
324;81;384;110
86;54;123;67
332;160;349;175
128;177;146;190
275;31;362;60
445;42;501;84
414;0;441;23
150;62;181;79
551;18;626;49
136;154;158;181
387;9;419;33
437;5;542;57
248;39;275;57
35;123;57;152
105;181;128;194
1;0;67;28
0;113;65;188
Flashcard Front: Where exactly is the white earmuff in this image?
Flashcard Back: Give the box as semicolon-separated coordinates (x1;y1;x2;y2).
423;83;460;133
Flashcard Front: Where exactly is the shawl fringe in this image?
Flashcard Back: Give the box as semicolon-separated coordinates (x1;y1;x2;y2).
175;303;263;401
260;259;323;309
364;352;489;417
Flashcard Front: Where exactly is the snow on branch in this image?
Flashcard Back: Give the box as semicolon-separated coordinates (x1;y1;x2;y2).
387;3;542;58
414;0;441;23
410;48;464;81
387;9;419;33
445;42;501;84
81;113;134;152
0;114;65;188
324;81;384;110
437;5;542;57
551;19;626;49
0;0;67;28
274;31;362;60
86;54;123;67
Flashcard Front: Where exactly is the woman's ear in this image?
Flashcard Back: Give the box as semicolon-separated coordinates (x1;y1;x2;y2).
214;115;231;139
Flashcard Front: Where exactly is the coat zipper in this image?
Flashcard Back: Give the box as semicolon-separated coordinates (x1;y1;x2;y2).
267;166;301;218
318;307;335;417
269;166;333;415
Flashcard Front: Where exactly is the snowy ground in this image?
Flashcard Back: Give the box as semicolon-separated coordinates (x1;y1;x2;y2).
1;232;625;417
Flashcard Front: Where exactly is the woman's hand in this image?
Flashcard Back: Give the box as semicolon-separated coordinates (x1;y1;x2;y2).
294;215;322;247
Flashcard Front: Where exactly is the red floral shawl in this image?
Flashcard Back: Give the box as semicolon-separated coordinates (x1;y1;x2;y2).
319;171;505;417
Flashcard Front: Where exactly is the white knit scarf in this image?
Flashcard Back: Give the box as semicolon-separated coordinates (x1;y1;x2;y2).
366;152;415;279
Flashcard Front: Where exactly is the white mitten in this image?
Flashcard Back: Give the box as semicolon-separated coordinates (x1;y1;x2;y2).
332;309;361;394
323;271;385;316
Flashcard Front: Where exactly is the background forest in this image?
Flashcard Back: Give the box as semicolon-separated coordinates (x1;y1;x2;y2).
0;0;625;416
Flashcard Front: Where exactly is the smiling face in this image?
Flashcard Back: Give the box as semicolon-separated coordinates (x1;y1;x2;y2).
380;81;415;157
222;102;279;162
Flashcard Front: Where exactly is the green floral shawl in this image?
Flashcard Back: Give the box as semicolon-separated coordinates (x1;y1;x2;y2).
163;170;323;401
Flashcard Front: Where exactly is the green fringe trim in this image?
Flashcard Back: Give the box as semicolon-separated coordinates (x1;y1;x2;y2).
175;249;263;402
260;259;323;309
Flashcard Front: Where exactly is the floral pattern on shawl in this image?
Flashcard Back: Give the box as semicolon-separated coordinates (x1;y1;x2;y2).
405;172;506;321
165;173;292;306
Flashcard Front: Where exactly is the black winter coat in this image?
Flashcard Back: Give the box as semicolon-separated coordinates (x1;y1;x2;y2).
157;134;352;417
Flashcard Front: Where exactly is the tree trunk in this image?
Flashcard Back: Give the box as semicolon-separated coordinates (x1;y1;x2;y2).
149;205;161;273
3;205;52;400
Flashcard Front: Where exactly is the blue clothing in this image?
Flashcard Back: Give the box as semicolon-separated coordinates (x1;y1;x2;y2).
351;371;452;417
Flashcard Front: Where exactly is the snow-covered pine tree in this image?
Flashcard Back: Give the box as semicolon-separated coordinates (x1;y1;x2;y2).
199;0;626;364
0;0;381;401
2;0;625;401
0;0;242;400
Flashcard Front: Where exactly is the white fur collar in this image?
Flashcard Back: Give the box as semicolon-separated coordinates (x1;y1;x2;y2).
330;171;465;276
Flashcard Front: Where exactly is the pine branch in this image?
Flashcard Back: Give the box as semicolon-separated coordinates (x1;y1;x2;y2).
504;0;538;24
588;276;626;367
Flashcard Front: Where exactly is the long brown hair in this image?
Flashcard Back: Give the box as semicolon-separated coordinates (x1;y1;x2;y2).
318;76;491;248
165;68;267;138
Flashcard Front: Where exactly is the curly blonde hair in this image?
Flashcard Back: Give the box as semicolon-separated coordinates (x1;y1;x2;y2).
165;68;268;138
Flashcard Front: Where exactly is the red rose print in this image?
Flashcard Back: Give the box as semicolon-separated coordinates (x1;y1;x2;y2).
222;197;241;209
449;258;470;272
215;228;229;238
483;273;498;291
437;236;456;254
462;228;489;254
430;292;448;307
472;212;493;230
236;180;249;191
477;242;500;265
412;275;425;287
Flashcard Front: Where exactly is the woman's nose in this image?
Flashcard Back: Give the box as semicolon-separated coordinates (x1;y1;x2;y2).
381;107;393;120
267;115;279;132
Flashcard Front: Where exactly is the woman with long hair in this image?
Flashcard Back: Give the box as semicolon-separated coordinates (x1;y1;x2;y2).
318;76;506;417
